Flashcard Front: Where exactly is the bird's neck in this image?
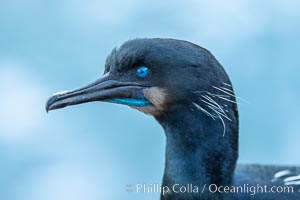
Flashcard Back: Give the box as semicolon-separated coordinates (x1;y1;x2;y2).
156;105;238;199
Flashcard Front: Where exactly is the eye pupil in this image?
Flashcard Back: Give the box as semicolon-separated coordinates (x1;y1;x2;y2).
137;66;149;78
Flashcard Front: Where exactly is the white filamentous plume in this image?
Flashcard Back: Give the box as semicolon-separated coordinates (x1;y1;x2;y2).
271;170;300;187
284;180;300;186
192;102;216;119
274;170;291;179
284;175;300;182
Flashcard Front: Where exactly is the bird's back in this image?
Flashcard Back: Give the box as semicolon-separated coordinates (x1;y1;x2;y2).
232;164;300;199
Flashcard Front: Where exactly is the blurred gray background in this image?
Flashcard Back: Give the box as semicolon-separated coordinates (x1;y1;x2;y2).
0;0;299;199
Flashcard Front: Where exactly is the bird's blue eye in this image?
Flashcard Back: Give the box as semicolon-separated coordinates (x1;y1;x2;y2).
136;66;149;78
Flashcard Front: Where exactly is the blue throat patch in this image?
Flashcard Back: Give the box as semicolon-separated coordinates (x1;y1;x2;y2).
105;98;151;107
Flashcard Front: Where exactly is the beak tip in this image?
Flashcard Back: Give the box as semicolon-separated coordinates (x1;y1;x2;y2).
45;102;51;113
45;95;57;113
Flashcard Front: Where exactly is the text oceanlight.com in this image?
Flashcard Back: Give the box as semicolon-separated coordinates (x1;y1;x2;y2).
133;183;294;196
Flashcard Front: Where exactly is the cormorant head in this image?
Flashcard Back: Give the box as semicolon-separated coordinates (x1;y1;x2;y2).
46;38;236;120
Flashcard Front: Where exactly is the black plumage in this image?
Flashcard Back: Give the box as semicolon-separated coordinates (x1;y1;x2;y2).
46;38;300;200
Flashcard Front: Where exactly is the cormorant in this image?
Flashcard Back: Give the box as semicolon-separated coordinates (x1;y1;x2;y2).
46;38;300;200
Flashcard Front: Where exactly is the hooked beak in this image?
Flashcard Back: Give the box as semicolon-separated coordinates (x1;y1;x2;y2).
46;74;151;112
